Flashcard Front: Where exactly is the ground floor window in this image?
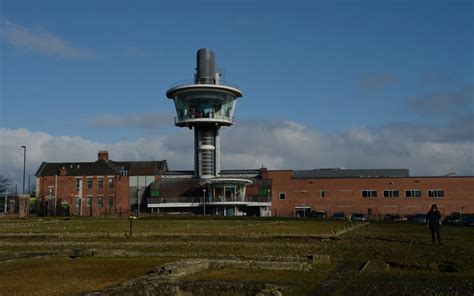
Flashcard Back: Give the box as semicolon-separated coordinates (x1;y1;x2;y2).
295;207;311;218
86;196;92;208
97;196;103;208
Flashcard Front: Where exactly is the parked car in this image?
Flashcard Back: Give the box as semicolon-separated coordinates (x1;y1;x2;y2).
443;213;462;225
331;212;346;220
384;214;402;221
461;215;474;226
351;213;367;221
310;211;326;219
407;213;427;224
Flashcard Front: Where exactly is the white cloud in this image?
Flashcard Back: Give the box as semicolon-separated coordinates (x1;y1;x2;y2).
1;121;473;190
0;18;96;59
91;112;173;129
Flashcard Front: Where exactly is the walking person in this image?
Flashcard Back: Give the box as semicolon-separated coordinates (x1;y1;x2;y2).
426;204;442;245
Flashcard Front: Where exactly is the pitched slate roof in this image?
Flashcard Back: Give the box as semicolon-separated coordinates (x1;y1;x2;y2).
35;159;168;177
293;168;409;179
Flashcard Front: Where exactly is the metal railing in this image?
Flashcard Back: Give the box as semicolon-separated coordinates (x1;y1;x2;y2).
168;79;240;90
148;195;271;205
174;113;234;124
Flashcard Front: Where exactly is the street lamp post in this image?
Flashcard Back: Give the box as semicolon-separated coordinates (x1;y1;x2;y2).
21;146;26;194
302;190;307;218
136;187;140;218
15;182;18;197
4;190;7;213
203;188;207;216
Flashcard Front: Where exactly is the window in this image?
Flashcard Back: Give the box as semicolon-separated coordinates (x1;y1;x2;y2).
362;190;377;198
320;190;328;198
47;186;54;197
75;197;81;210
405;190;421;198
87;178;93;190
151;190;160;197
108;177;114;188
383;190;399;198
428;189;444;198
98;177;103;189
97;196;103;208
279;192;286;200
121;169;128;176
86;196;92;208
75;178;81;191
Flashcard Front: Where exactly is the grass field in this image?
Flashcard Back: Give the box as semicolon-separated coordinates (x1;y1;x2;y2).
0;216;473;295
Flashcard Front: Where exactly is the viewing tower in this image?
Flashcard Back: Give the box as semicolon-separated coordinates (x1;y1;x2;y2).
166;49;243;179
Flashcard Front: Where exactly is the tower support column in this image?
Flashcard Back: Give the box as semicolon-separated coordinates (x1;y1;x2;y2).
194;127;220;179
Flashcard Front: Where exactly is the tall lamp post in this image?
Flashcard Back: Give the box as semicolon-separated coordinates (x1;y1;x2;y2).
202;188;206;216
4;190;8;213
302;190;307;218
21;146;26;194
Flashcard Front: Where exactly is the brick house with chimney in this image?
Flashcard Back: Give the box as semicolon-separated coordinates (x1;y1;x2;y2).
35;151;168;216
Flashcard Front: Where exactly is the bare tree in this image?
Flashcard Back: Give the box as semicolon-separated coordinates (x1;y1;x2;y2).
0;175;11;193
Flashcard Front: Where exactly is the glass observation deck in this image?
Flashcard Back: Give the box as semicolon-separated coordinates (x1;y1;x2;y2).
166;82;242;127
172;90;237;126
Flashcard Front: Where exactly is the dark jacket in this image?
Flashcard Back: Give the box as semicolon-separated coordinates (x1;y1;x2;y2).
426;209;441;228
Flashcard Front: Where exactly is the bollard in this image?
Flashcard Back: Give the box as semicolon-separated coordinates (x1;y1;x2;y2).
129;215;137;237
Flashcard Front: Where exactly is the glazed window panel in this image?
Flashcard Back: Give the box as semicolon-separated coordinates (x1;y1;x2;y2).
362;190;377;198
98;178;103;189
428;189;444;198
405;190;421;198
383;190;399;198
97;196;103;208
76;178;81;191
279;192;286;200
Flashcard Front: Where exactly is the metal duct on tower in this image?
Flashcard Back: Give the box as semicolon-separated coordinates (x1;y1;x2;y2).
196;48;216;84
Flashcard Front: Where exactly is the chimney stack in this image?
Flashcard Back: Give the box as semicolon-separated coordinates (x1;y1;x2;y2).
98;150;109;161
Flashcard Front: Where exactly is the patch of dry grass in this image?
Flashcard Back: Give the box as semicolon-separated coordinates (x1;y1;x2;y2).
0;257;174;296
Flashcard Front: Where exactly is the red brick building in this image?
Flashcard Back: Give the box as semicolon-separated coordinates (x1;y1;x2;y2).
35;151;167;216
35;151;473;218
265;169;474;218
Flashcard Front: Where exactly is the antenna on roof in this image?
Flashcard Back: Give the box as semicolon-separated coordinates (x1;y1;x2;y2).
443;169;456;176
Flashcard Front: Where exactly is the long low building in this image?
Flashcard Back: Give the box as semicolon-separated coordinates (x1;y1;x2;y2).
35;151;473;218
264;168;474;218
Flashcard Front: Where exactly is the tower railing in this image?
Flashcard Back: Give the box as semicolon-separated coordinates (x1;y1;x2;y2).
168;79;240;90
174;113;235;124
148;195;271;205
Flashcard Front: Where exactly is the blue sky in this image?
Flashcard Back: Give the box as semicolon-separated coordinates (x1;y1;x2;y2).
0;0;473;184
